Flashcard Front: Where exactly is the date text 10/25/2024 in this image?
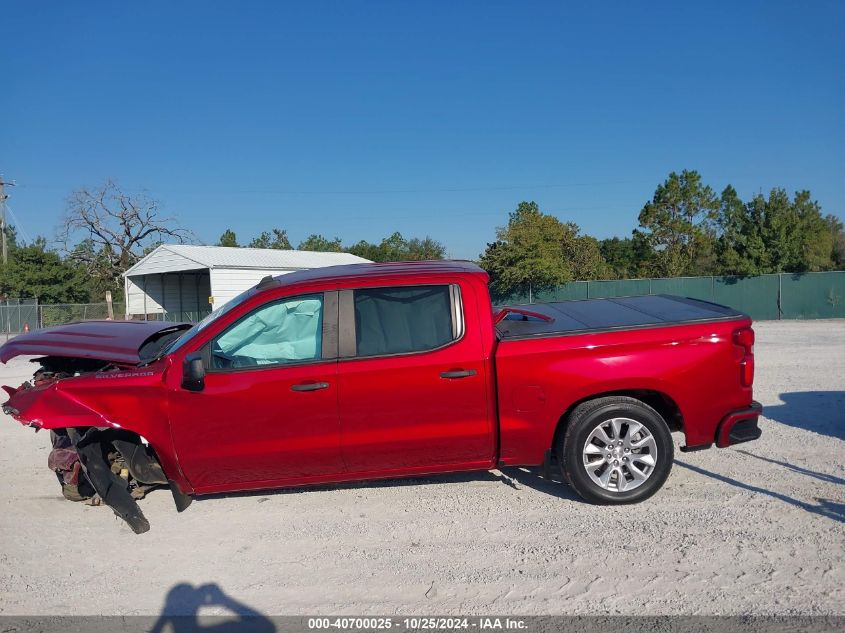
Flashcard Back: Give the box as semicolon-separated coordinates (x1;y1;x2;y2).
307;618;527;630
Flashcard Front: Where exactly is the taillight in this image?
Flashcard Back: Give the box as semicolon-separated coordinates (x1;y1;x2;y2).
739;358;754;386
734;327;755;387
733;327;755;350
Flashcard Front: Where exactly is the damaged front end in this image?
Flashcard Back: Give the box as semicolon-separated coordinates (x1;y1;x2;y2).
1;321;194;533
61;427;168;534
3;362;192;534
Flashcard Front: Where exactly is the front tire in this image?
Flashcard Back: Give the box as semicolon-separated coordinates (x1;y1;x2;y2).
558;396;674;504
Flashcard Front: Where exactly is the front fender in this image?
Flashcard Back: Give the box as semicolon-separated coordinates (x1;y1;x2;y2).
3;368;193;496
4;380;112;429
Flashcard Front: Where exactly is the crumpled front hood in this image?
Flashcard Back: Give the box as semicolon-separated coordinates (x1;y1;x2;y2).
0;320;190;365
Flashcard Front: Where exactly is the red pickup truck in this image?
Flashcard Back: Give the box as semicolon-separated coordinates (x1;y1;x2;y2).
1;261;761;533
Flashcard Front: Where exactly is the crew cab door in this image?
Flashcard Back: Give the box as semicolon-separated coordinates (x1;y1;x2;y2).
337;283;494;473
169;291;342;491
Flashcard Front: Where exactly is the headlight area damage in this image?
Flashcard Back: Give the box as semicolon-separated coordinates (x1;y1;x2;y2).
4;358;192;534
1;320;193;534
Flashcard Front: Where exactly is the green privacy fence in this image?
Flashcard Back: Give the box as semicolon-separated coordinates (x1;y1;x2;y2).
504;271;845;321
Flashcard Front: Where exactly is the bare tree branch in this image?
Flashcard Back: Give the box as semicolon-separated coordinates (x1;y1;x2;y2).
57;180;195;293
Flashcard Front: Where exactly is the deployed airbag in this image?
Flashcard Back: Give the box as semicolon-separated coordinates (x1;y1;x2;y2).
214;296;323;365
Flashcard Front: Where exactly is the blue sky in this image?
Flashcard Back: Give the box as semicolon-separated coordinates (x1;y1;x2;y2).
3;1;843;259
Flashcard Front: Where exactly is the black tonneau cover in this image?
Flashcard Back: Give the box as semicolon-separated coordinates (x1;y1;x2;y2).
496;294;747;340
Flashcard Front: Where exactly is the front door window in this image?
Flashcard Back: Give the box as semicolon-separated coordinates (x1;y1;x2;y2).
211;294;323;369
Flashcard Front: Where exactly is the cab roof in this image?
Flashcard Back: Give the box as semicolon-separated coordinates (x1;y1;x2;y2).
263;260;487;289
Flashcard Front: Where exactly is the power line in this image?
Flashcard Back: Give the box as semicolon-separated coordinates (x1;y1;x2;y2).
14;178;652;196
5;204;31;244
281;203;621;223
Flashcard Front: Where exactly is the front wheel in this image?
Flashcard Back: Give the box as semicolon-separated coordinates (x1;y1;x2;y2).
558;396;674;504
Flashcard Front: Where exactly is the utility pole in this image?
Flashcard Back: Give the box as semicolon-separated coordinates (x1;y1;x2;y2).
0;176;16;264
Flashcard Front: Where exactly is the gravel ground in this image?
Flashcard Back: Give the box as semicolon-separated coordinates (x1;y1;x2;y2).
0;320;843;616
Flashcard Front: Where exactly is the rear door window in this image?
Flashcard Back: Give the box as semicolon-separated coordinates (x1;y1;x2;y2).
353;285;457;357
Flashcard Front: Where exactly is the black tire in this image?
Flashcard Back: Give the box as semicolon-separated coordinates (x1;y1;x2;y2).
557;396;674;504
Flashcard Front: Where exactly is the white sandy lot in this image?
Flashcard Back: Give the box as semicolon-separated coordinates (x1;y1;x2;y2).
0;320;843;616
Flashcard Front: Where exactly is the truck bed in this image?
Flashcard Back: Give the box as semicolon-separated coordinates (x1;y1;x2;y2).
496;294;748;339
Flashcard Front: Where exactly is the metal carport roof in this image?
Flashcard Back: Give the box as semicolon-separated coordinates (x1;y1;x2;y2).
123;244;370;276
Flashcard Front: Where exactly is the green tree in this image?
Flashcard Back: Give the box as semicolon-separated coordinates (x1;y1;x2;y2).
638;170;719;277
370;232;408;261
827;215;845;270
478;201;609;301
599;237;633;278
564;234;612;281
599;234;653;278
249;228;292;250
298;234;344;252
0;237;89;303
749;189;832;273
346;239;382;262
714;187;837;275
792;191;834;272
347;232;446;262
407;236;447;260
217;229;239;247
716;185;766;276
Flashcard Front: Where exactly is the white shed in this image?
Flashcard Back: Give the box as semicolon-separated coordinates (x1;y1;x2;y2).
123;244;370;321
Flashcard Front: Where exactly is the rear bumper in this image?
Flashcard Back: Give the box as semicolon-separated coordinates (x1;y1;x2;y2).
715;400;763;448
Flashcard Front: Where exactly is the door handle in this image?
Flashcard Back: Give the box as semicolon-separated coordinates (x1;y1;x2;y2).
290;382;330;392
440;369;477;379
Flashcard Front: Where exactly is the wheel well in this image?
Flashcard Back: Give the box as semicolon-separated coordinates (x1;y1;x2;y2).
551;389;684;450
55;427;170;484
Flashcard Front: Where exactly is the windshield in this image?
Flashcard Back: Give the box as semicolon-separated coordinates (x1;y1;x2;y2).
153;288;257;361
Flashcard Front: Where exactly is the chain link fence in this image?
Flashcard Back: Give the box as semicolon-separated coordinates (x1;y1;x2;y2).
24;303;208;331
144;310;212;323
1;301;133;333
38;303;127;328
0;303;210;332
0;299;39;334
35;304;211;328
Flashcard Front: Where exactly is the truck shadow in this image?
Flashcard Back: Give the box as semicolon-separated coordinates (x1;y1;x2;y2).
675;460;845;524
150;582;275;633
201;467;582;503
734;449;845;486
763;391;845;441
500;466;583;501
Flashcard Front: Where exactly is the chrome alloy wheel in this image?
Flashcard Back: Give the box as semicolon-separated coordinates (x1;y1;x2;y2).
582;417;658;493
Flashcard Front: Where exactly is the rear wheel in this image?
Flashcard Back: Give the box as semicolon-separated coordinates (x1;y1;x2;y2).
558;396;673;504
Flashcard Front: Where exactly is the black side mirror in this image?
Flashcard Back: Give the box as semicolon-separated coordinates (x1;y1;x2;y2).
182;352;206;392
